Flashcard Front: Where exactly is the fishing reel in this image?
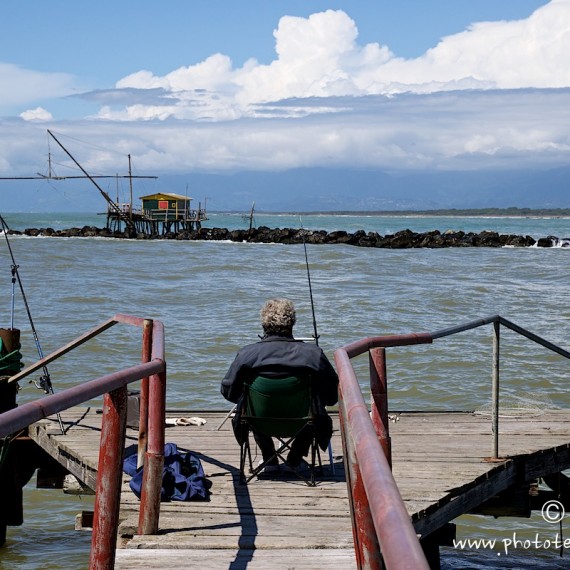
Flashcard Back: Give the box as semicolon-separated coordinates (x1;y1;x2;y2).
31;374;52;394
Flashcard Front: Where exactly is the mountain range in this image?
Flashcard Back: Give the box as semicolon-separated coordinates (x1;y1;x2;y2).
188;166;570;212
3;166;569;213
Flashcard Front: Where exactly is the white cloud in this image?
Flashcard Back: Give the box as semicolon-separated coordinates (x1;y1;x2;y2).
235;10;392;103
101;10;394;120
20;107;53;121
2;88;568;177
87;2;570;122
117;53;238;93
0;63;76;110
372;0;570;92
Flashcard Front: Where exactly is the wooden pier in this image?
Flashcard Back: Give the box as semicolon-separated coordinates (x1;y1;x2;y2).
25;406;570;569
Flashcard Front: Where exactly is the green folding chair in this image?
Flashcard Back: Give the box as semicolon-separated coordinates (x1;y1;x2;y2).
239;374;322;486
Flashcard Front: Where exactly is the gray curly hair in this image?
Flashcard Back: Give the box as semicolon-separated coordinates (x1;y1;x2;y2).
260;298;296;335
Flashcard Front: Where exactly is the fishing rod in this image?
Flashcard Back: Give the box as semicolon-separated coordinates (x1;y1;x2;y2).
219;222;337;478
299;217;335;474
299;219;319;346
217;222;321;432
0;215;65;434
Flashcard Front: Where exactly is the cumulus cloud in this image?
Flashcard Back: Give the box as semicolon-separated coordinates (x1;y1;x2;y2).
371;0;570;92
99;10;392;120
87;2;570;122
20;107;53;121
234;10;392;104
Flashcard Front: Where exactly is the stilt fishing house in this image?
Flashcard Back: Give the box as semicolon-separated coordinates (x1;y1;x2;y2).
0;130;209;238
106;192;207;235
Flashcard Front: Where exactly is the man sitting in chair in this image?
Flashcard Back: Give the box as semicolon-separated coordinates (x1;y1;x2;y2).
221;298;339;472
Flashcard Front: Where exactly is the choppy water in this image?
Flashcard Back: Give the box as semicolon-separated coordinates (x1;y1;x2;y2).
0;212;569;568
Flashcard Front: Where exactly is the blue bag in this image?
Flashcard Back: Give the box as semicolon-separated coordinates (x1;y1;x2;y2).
123;443;212;502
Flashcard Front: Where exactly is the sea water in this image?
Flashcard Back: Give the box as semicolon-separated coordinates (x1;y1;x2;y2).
3;210;570;239
0;212;569;569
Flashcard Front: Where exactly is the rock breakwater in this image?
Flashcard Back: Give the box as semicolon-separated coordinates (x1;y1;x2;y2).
8;225;568;248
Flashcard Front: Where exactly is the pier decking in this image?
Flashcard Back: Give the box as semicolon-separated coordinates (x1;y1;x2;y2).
26;406;570;569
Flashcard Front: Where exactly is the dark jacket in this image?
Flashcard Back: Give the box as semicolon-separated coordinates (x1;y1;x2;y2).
221;334;339;407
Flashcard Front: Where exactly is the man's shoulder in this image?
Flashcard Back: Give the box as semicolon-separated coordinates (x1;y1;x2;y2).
293;339;323;352
236;336;322;357
236;340;265;354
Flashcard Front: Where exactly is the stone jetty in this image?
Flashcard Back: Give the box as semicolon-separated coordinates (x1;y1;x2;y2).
7;225;567;248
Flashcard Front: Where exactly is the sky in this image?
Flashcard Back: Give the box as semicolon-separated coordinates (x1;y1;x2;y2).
1;0;569;210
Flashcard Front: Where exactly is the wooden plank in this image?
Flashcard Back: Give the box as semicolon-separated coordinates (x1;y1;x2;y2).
412;460;518;537
122;533;355;550
115;548;357;570
28;422;99;489
522;444;570;480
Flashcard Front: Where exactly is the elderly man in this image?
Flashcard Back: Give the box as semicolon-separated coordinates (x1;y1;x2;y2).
221;298;339;471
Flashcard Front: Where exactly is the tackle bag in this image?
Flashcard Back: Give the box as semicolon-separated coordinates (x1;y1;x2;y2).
123;442;212;502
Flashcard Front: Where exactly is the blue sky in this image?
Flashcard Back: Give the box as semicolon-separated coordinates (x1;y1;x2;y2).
1;0;569;210
1;2;549;78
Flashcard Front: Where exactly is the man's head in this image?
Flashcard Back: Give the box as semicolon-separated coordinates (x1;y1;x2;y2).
260;298;296;335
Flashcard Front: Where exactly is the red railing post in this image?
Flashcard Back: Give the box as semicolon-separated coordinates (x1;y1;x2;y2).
138;321;166;535
137;319;152;468
89;386;128;570
339;387;383;570
335;341;430;570
0;313;167;568
370;348;391;467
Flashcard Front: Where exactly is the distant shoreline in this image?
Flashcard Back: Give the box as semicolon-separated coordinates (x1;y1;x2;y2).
239;207;570;218
4;207;570;218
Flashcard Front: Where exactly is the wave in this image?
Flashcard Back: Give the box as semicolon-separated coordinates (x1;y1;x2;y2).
530;238;570;248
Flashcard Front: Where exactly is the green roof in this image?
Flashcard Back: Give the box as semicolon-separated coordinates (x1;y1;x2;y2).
139;192;191;201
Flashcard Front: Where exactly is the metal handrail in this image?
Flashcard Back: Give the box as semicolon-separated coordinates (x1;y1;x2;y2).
335;337;431;570
430;314;570;457
335;314;570;569
0;313;166;570
0;360;162;436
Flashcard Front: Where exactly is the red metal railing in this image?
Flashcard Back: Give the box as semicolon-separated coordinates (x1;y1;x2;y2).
335;315;570;569
335;334;431;570
0;313;166;570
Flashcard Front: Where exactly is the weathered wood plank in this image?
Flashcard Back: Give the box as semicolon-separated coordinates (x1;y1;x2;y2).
122;532;355;550
115;548;357;570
